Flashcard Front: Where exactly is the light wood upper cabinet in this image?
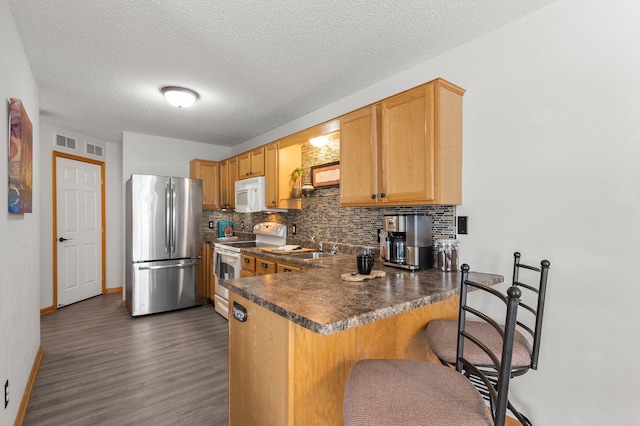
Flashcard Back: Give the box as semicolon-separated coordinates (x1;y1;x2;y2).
339;106;378;205
220;159;229;209
265;140;303;210
379;85;435;204
264;143;279;209
340;78;464;206
189;159;220;210
238;146;265;179
219;156;238;210
228;156;238;209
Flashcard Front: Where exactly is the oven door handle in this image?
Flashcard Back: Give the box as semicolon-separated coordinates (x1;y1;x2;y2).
214;249;240;274
214;249;222;276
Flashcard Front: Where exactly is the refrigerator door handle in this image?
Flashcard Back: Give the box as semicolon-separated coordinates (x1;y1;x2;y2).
171;181;177;253
138;262;196;271
165;183;172;253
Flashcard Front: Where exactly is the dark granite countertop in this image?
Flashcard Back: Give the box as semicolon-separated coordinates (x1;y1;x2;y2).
220;249;504;335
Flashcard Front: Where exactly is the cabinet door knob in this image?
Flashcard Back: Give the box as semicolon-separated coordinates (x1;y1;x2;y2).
371;194;377;199
380;193;386;198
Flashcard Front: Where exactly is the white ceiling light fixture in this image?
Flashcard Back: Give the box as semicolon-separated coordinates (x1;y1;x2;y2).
161;86;199;108
309;135;328;147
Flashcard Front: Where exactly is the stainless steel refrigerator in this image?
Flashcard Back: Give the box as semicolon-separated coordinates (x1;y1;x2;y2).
125;174;203;316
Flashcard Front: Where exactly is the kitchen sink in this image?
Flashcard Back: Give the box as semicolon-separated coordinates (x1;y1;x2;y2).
288;251;347;260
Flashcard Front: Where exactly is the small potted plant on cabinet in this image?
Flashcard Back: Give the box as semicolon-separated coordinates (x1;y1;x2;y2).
291;167;307;198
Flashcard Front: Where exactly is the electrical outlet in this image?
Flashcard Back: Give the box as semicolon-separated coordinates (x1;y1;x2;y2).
5;379;8;409
292;223;297;235
240;221;244;230
208;221;214;229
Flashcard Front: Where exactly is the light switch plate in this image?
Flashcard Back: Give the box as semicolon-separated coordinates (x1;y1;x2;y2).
457;216;468;235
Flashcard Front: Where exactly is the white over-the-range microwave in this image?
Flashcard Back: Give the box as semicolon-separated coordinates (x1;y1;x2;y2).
235;176;286;213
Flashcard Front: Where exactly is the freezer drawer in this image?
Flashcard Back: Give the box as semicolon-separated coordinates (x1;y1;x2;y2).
129;259;199;316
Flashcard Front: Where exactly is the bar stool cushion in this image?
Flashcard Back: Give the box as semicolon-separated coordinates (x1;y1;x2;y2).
343;359;493;426
426;319;533;368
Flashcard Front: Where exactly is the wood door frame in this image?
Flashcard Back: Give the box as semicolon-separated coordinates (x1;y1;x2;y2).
50;151;106;312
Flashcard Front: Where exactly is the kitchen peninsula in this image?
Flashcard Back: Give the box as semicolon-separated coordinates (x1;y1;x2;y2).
221;251;503;425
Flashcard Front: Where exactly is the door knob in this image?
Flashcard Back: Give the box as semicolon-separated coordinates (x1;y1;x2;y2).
58;237;72;242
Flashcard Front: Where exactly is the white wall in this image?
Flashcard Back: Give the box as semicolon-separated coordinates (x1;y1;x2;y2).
0;1;40;424
122;131;231;180
239;0;640;423
38;122;123;309
443;1;640;423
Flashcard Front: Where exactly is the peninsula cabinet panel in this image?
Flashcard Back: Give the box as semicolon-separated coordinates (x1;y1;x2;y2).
229;293;289;426
340;78;464;206
189;159;220;210
228;292;459;425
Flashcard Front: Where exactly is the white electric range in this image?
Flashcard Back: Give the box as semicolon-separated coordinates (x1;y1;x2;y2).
213;222;287;319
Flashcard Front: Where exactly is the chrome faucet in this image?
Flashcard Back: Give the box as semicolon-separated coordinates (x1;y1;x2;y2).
319;241;323;252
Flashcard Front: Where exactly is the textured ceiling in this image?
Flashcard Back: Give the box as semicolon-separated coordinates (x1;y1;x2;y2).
8;0;556;146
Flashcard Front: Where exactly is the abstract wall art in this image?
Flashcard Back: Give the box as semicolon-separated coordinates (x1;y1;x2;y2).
8;98;33;213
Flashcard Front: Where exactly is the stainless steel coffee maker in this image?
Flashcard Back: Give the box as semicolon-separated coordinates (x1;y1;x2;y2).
382;214;433;270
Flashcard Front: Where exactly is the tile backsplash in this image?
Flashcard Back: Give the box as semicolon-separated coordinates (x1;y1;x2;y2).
202;131;457;247
202;189;456;248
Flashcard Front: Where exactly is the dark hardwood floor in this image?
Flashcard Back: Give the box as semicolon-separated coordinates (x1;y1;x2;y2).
24;294;229;425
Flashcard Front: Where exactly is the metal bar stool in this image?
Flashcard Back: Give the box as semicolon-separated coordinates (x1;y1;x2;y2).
426;252;550;423
343;264;522;426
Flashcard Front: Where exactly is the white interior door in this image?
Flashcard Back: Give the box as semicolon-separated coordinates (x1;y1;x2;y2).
56;157;103;307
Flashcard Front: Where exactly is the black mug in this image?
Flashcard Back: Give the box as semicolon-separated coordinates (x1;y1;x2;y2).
357;255;375;275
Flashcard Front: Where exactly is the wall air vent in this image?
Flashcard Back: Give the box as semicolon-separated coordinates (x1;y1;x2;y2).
55;133;77;150
86;143;104;157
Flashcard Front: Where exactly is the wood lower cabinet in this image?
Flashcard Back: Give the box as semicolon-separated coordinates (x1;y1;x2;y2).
276;262;302;273
200;243;214;302
238;146;265;179
241;254;256;277
255;257;276;275
340;78;464;206
243;254;306;277
189;159;220;210
228;292;460;425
